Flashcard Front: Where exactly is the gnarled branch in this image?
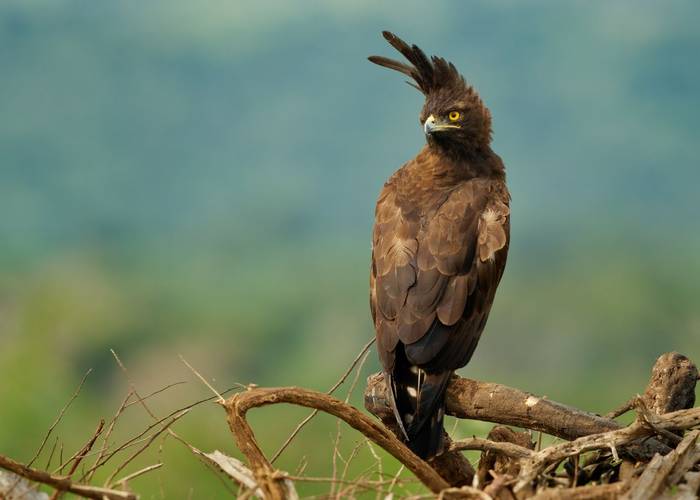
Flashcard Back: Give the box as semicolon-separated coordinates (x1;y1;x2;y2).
513;403;700;491
224;386;450;498
222;351;697;498
365;372;621;442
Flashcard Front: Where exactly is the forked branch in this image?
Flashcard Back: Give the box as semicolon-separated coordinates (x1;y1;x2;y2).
223;351;697;498
224;386;449;498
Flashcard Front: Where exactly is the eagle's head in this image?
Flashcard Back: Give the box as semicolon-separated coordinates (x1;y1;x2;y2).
369;31;492;155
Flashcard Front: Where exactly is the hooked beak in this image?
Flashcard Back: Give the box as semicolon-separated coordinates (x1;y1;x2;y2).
423;114;460;135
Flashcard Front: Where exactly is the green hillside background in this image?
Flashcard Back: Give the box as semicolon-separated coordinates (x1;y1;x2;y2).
1;1;699;497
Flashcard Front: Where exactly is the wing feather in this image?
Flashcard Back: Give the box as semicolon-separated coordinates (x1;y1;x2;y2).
436;274;470;326
371;170;510;374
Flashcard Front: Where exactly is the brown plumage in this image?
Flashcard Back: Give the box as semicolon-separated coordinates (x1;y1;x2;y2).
368;31;510;458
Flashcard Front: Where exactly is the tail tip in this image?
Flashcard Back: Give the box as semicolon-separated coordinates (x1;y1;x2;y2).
407;409;446;459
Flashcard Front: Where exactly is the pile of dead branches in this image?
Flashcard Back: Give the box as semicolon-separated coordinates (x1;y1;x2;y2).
226;351;699;499
1;349;698;499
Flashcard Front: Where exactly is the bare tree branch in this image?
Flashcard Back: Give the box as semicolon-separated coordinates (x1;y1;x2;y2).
50;419;105;500
270;337;376;464
365;372;622;442
0;454;134;500
514;403;700;491
224;386;450;497
28;369;92;468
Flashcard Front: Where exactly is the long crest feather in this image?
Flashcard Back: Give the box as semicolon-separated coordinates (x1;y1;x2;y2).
368;31;465;95
366;56;413;79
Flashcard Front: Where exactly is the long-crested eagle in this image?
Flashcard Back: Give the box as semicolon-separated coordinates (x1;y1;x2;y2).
368;32;510;458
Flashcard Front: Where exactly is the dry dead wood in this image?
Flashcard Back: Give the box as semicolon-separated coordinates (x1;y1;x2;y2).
642;352;697;416
221;351;698;498
529;481;629;499
673;471;700;500
366;372;622;442
0;453;135;500
365;372;674;464
512;402;700;491
365;399;476;487
624;430;700;500
224;386;450;498
2;350;691;498
428;435;476;487
476;426;534;488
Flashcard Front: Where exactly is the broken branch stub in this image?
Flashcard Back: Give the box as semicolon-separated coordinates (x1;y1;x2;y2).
642;352;697;416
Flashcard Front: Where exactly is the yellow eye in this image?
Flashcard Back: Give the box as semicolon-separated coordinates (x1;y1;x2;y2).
448;111;460;121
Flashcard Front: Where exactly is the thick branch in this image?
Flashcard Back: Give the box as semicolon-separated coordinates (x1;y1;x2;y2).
0;454;134;500
222;352;697;497
366;372;677;462
366;372;621;441
224;386;449;497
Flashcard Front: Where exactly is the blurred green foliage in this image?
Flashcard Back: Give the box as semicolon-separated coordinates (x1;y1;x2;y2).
0;1;698;497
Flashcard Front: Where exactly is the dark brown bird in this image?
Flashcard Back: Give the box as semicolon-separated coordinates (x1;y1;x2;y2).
368;32;510;458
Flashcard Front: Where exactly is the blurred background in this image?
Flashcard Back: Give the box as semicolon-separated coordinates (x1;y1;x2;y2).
1;0;699;497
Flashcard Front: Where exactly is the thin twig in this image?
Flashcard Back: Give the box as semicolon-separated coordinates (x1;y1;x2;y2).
54;419;105;475
388;464;405;495
45;436;59;471
92;351;240;482
450;437;534;460
84;390;133;482
50;419;105;500
123;381;187;409
330;346;372;497
103;409;190;486
28;369;92;467
82;398;209;478
366;441;384;500
82;380;188;482
605;397;636;419
109;463;163;488
330;419;342;497
336;439;367;499
270;337;375;464
283;474;414;486
110;350;158;420
178;354;224;404
108;350;242;496
295;455;308;476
